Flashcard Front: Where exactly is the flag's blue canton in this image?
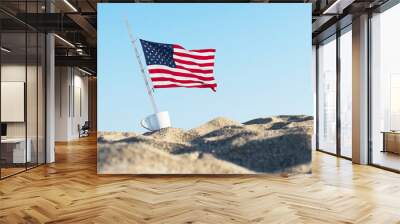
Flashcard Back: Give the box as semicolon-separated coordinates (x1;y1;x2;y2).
140;39;176;68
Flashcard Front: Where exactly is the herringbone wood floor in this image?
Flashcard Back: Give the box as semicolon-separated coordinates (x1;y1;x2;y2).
1;135;400;224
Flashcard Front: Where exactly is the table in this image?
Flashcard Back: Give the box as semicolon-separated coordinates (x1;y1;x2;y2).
381;131;400;154
1;138;31;163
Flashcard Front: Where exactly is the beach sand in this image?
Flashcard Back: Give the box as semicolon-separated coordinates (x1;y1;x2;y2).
97;115;313;174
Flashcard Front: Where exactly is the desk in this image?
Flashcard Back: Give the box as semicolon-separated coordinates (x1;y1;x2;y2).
1;138;31;163
382;131;400;154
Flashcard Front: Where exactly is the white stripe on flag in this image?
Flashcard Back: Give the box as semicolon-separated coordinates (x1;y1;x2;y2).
175;62;214;70
173;48;215;57
172;55;214;64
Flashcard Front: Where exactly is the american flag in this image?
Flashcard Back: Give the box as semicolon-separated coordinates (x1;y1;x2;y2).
140;39;217;92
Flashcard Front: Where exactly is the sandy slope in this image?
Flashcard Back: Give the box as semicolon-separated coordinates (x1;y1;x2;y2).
98;115;313;174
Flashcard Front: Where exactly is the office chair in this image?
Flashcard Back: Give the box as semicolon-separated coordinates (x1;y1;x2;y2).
79;121;90;138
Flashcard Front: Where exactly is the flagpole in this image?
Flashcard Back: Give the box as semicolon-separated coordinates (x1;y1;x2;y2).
124;18;159;114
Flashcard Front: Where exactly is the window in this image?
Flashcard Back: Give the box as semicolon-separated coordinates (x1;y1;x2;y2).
370;3;400;171
0;2;46;179
317;35;337;154
339;27;352;158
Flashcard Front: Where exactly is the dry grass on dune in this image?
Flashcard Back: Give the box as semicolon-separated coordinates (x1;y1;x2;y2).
98;115;313;174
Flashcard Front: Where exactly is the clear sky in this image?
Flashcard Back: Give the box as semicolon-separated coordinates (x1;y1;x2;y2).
98;3;312;132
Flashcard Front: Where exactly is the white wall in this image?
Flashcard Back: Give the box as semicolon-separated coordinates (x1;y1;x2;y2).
71;73;89;138
55;67;89;141
1;65;27;141
1;65;38;137
1;63;46;164
55;66;69;141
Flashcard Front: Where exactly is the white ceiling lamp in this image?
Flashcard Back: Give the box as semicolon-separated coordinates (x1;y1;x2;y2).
1;47;11;53
54;34;75;48
78;67;93;76
63;0;78;12
323;0;355;15
76;48;83;55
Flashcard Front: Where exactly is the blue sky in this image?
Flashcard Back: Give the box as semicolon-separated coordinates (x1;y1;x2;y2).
98;3;312;132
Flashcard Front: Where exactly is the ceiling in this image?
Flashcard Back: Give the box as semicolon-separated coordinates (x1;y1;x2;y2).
0;0;393;75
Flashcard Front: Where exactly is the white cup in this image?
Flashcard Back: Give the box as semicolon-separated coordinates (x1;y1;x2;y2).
140;111;171;131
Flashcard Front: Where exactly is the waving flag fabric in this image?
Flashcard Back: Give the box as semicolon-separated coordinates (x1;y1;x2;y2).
140;39;217;92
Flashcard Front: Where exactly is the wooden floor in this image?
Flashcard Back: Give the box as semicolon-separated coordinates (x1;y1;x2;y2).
373;151;400;171
0;167;26;178
1;135;400;223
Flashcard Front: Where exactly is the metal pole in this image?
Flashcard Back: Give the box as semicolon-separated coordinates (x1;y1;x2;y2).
124;19;159;114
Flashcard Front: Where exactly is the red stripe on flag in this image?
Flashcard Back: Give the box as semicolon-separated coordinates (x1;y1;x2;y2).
172;44;215;53
151;77;211;84
190;49;216;53
154;83;217;89
148;69;215;81
173;45;215;53
173;44;184;49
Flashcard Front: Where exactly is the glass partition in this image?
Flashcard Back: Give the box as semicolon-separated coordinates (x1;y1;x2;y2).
0;2;46;179
0;31;28;177
37;0;46;166
26;0;45;169
371;3;400;171
317;35;337;154
38;32;45;165
27;30;38;169
339;27;352;158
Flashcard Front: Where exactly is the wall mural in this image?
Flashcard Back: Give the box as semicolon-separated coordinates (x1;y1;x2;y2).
97;3;313;174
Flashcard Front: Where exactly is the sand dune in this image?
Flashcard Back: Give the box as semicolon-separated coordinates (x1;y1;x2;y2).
98;115;313;174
